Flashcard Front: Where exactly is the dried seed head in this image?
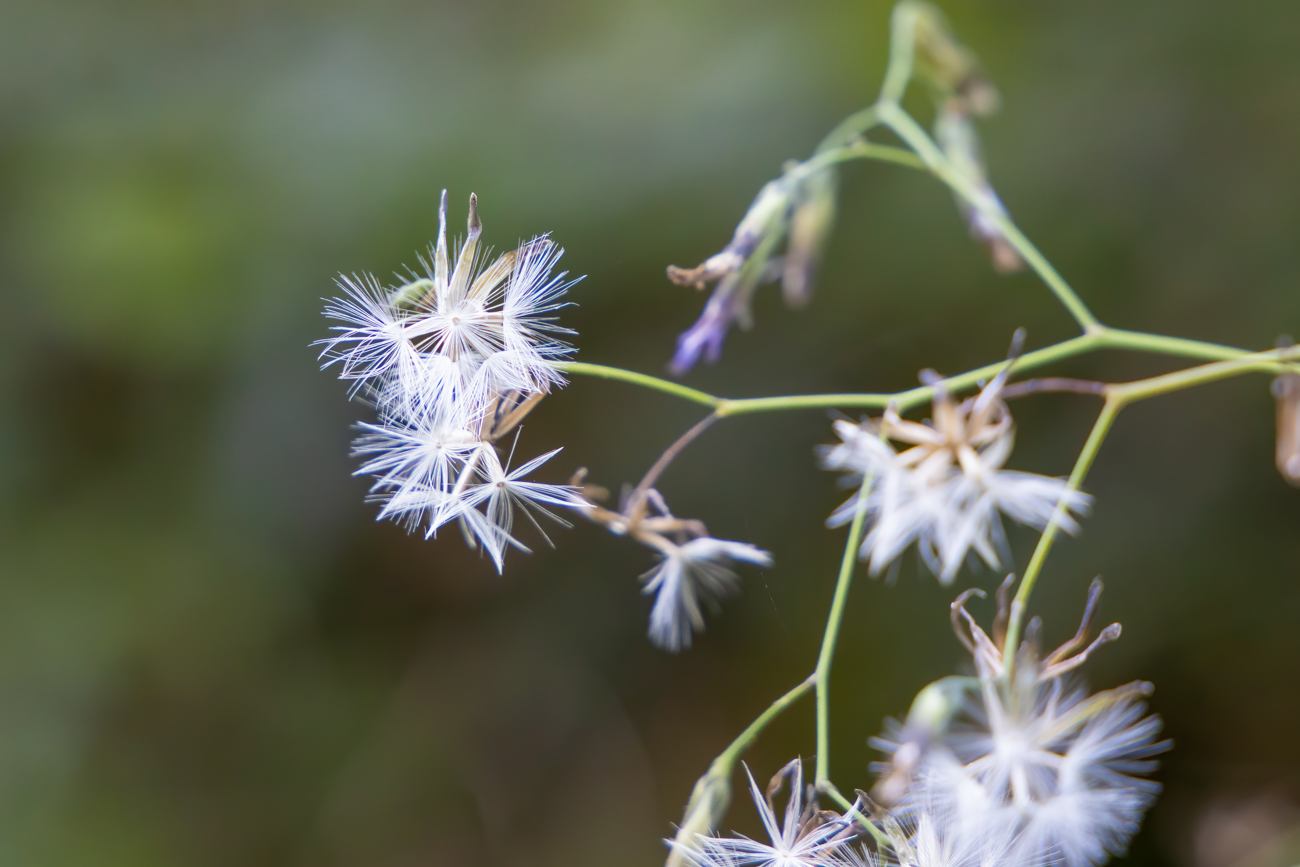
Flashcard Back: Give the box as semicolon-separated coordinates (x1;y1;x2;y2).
905;1;1000;115
1272;369;1300;486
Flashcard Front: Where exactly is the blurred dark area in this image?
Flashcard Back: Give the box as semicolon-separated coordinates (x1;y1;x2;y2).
0;0;1298;864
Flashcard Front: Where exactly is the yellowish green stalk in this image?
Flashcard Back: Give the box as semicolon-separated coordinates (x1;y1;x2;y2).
815;470;876;789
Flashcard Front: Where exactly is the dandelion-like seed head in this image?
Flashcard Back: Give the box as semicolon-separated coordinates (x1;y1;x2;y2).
318;191;585;570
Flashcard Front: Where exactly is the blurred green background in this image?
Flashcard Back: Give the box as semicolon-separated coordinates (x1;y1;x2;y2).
0;0;1298;864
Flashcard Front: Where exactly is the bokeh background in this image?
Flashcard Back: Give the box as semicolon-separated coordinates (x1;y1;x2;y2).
1;0;1298;864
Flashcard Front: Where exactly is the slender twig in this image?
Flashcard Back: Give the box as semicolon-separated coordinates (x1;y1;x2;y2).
625;412;720;523
816;105;882;153
1000;377;1107;399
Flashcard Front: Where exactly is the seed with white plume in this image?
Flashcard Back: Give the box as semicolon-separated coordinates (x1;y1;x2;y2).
318;191;585;571
642;537;773;653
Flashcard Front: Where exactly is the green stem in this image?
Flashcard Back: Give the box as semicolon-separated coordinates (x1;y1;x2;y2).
1003;342;1300;666
878;102;1101;333
665;675;817;867
709;674;817;775
626;412;720;522
719;333;1104;417
815;471;875;789
556;361;719;408
822;783;891;847
1109;345;1300;402
799;141;927;176
562;327;1271;420
816;105;883;152
878;3;920;104
1002;397;1121;668
1099;328;1251;362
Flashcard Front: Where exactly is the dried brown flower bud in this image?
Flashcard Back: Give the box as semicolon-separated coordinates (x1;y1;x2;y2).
1273;371;1300;486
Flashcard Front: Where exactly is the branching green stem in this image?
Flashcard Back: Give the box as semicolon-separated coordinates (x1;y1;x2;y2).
1002;342;1300;671
633;9;1300;849
559;326;1282;420
878;3;921;105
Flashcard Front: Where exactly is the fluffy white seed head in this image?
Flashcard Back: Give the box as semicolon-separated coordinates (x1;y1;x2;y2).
319;192;584;570
873;583;1168;867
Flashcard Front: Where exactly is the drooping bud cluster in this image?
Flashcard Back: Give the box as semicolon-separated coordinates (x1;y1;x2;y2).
894;1;1022;272
665;165;838;374
318;191;586;570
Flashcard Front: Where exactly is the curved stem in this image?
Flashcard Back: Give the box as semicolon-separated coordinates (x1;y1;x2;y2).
665;675;817;867
721;333;1106;416
709;674;817;776
799;141;927;176
878;3;920;105
557;361;719;408
816;105;883;152
815;470;875;789
878;102;1100;333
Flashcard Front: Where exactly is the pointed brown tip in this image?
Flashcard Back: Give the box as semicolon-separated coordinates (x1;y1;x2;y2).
468;193;481;232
